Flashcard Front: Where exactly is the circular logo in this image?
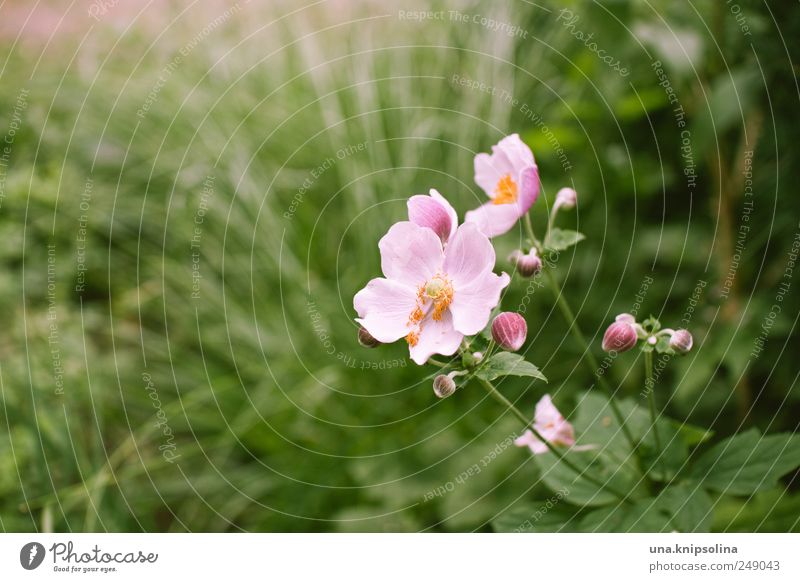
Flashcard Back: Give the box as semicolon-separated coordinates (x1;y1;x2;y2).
20;542;46;570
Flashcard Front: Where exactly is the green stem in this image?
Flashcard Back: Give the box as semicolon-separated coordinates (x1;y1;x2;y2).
645;350;664;477
542;268;639;451
524;213;543;252
477;377;631;503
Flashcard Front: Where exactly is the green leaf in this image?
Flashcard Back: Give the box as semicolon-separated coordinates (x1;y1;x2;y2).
638;418;690;481
579;499;673;532
579;484;712;532
475;352;547;382
712;489;800;532
688;429;800;495
491;494;578;532
535;449;642;507
656;484;713;532
675;422;714;447
544;228;585;252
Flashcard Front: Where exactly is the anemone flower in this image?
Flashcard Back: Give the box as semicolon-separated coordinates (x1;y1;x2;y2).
466;134;540;238
354;221;509;364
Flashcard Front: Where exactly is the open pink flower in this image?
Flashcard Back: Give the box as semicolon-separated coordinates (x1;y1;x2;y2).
514;395;576;455
407;189;457;245
354;221;509;365
466;134;540;237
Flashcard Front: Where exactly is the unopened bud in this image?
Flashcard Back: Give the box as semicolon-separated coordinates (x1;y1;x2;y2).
516;250;542;277
615;313;636;325
508;249;523;265
554;187;577;210
433;374;456;398
357;327;381;348
491;312;528;351
602;321;638;353
669;329;693;354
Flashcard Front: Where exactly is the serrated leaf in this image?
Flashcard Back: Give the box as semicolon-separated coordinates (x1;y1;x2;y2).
656;484;713;532
491;495;578;532
544;228;585;252
475;352;546;382
579;484;712;532
535;449;642;507
688;429;800;495
712;489;800;532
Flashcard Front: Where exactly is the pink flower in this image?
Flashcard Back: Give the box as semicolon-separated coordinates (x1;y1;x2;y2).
466;134;540;237
514;395;576;455
407;189;457;245
354;221;510;365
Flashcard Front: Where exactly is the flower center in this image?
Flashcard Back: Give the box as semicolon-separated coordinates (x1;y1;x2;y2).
492;174;518;205
405;274;454;345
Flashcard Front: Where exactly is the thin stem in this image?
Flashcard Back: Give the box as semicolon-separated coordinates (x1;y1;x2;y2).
477;377;631;503
542;268;639;452
523;213;543;252
427;358;447;368
645;350;664;477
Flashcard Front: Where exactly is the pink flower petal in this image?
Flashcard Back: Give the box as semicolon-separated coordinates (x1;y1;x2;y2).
407;310;463;365
354;278;418;343
464;201;522;238
474;152;508;197
450;272;510;336
442;222;497;286
494;134;535;169
379;221;444;286
516;165;540;214
514;430;548;455
407;188;457;244
534;395;576;447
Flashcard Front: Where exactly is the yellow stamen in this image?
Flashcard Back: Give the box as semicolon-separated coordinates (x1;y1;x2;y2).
406;330;419;347
492;174;518;205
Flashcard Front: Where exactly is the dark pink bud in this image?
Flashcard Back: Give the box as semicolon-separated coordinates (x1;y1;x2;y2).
602;321;637;353
669;329;693;354
516;250;542;278
491;312;528;351
358;327;381;348
433;374;456;398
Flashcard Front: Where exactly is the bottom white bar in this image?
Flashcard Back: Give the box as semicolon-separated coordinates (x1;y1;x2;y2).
0;534;797;580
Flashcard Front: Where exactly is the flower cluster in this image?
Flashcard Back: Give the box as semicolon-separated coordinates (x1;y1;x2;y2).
353;133;694;466
601;313;694;355
354;134;541;365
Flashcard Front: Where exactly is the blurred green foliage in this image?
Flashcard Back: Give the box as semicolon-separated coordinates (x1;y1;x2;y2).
0;0;797;531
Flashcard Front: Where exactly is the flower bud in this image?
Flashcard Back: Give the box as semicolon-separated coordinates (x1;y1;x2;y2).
516;250;542;278
508;249;523;265
491;312;528;351
554;187;577;210
357;326;381;348
669;329;693;354
601;321;638;353
433;374;456;398
615;313;636;325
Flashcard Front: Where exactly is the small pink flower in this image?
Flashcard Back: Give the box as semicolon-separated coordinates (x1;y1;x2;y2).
491;312;527;351
466;134;540;238
602;321;638;353
407;188;458;245
354;221;510;365
514;395;576;455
